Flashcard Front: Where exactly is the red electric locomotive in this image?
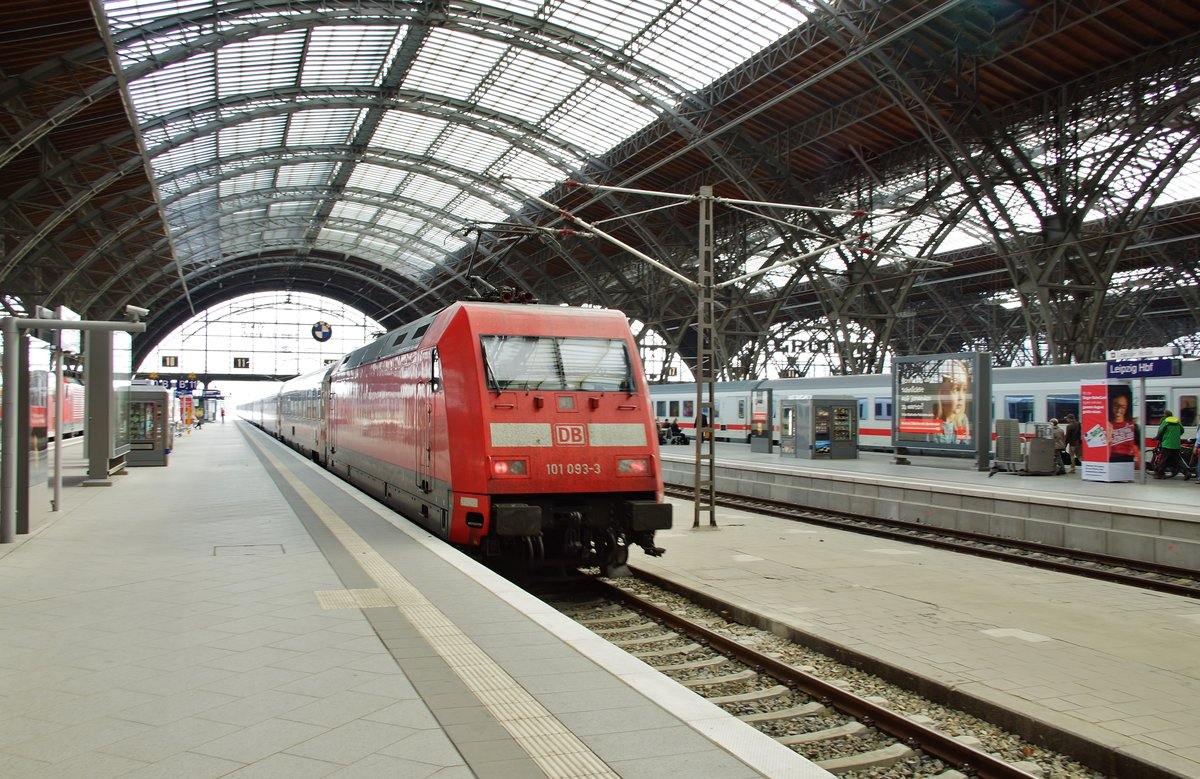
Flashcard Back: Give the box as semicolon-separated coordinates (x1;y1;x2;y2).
270;301;671;576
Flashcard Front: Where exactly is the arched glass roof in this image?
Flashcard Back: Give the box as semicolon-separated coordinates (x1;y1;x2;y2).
99;0;816;284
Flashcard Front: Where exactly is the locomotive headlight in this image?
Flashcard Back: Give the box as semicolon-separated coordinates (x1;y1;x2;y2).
491;458;529;477
617;457;651;476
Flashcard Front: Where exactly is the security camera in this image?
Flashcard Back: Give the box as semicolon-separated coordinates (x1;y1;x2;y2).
125;305;149;322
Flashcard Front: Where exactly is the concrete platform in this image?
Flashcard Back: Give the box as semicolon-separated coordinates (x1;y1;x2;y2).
0;423;829;779
638;474;1200;778
660;444;1200;571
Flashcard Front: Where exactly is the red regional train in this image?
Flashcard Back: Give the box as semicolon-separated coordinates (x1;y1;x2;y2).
242;301;672;576
0;370;85;450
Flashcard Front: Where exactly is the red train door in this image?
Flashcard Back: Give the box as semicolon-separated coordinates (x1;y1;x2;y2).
415;348;438;493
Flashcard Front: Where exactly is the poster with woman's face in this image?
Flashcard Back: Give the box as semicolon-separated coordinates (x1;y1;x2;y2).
895;356;973;447
1080;380;1135;482
1107;384;1137;462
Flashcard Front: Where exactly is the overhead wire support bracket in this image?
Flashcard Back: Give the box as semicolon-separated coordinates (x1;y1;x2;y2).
515;179;928;533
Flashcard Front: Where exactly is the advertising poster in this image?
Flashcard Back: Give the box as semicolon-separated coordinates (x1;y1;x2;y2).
750;389;771;438
1080;379;1137;482
894;355;975;449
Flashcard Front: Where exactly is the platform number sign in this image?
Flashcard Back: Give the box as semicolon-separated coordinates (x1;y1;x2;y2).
161;355;178;367
233;357;250;369
312;321;332;342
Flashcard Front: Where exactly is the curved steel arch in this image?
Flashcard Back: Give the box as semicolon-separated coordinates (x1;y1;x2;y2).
127;252;431;340
131;270;412;367
69;189;463;314
122;232;448;318
140;86;599;170
142;145;609;300
4;0;694;178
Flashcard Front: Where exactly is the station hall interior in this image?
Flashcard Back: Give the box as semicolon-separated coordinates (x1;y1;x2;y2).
3;2;1200;778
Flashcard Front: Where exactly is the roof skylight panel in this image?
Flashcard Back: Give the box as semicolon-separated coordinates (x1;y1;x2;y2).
102;0;206;29
369;111;451;157
217;30;307;96
444;191;508;225
275;161;335;188
220;170;277;197
374;211;432;235
474;48;585;123
435;125;510;174
345;162;409;195
127;53;216;119
285;109;361;146
330;202;382;224
631;1;808;90
547;81;657;153
475;0;544;15
218;116;288;158
221;204;268;225
317;227;364;248
492;153;574;194
398;175;462;211
150;135;217;180
301;26;401;86
1157;155;1200;205
403;29;507;102
113;23;204;68
547;0;656;49
269;202;317;218
358;235;437;268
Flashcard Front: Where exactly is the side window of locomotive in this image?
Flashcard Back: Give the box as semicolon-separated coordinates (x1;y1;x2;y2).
874;397;892;421
1005;395;1034;423
431;348;442;392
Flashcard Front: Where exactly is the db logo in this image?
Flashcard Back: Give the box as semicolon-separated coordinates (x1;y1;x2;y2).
554;424;587;446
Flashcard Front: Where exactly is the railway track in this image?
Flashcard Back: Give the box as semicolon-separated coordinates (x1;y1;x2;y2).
543;576;1104;779
664;485;1200;598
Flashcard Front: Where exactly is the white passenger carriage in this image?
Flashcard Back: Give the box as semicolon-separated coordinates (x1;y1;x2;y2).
649;360;1200;451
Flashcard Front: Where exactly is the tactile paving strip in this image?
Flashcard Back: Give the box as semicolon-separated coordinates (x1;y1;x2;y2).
254;440;619;779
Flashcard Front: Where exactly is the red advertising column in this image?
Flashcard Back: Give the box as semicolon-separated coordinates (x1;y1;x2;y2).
1080;379;1137;482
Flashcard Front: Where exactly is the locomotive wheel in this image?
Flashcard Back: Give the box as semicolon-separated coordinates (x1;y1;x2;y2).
600;531;631;578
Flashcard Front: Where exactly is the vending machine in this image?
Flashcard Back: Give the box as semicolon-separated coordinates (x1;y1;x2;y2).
783;396;858;460
126;384;172;466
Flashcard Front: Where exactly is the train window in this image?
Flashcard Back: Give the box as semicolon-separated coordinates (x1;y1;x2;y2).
857;398;867;420
656;400;667;418
1004;395;1034;423
412;324;429;341
1179;395;1198;427
737;399;746;420
1145;395;1167;426
682;400;694;420
1047;394;1079;422
480;335;632;392
668;401;679;418
874;397;892;421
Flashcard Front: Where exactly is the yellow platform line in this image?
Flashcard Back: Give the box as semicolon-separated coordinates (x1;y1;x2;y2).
252;439;618;779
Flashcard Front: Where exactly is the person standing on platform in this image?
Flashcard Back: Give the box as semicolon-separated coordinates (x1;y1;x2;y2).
1153;410;1184;479
1049;418;1066;473
1064;414;1081;473
221;408;226;424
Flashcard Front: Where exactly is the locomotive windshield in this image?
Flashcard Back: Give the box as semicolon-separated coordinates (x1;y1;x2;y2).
481;335;633;392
